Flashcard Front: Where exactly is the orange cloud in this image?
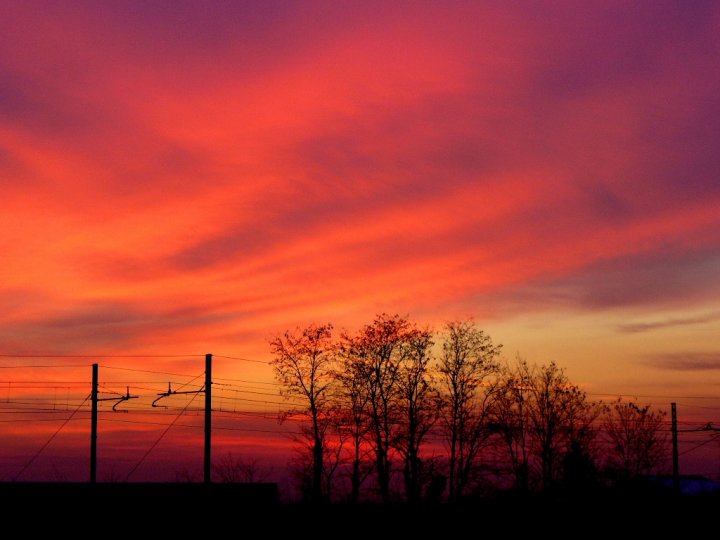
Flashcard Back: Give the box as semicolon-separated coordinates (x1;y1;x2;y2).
1;1;719;480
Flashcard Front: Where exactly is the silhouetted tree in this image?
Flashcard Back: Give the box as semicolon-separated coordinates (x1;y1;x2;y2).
492;360;532;491
270;323;335;502
395;327;438;503
562;439;598;492
335;348;373;503
603;399;668;479
290;417;346;501
343;313;411;503
322;418;347;500
526;361;600;490
214;452;269;483
494;358;600;491
438;320;501;501
174;468;199;483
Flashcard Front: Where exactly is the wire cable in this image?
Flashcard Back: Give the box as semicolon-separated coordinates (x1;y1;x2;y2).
0;364;90;369
12;394;90;481
0;354;202;358
587;392;720;400
99;365;200;378
123;390;202;481
679;434;720;456
172;373;204;392
214;355;269;364
213;377;276;385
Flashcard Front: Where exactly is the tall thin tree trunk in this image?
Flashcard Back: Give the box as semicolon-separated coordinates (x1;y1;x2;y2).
448;402;458;501
374;418;390;503
377;447;390;503
311;405;323;503
350;430;361;503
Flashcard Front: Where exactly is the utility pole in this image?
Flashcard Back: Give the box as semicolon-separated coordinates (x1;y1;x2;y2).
204;353;212;484
671;402;679;492
90;363;98;483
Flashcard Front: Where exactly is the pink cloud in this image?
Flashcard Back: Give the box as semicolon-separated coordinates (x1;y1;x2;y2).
1;1;719;479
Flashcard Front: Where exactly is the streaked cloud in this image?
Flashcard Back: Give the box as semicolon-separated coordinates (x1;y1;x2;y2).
618;312;720;334
645;352;720;372
0;2;718;355
1;0;720;481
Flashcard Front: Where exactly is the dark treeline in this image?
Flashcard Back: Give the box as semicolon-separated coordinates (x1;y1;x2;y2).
270;314;668;503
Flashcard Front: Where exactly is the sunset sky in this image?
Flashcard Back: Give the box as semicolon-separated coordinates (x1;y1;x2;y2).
1;1;719;481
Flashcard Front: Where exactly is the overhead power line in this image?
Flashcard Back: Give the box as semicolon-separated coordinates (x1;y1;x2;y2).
214;355;269;364
0;354;203;358
99;365;201;378
213;377;276;385
12;394;90;481
123;390;202;481
0;364;90;369
679;435;720;456
587;392;720;400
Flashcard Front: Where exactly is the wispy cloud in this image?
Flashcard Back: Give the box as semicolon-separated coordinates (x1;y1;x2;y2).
0;1;718;352
645;352;720;372
2;0;720;481
0;300;240;354
618;312;720;333
466;247;720;318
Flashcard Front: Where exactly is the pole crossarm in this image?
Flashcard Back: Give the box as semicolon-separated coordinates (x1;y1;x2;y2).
677;423;720;433
96;386;139;412
89;355;213;483
151;382;205;408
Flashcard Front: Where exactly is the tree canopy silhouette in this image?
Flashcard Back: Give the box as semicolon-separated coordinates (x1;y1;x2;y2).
270;315;671;502
270;323;335;502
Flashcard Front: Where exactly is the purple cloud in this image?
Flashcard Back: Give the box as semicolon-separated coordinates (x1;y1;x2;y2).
645;352;720;371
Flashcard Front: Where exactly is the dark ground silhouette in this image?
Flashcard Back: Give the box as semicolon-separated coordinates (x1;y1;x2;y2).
2;481;716;535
